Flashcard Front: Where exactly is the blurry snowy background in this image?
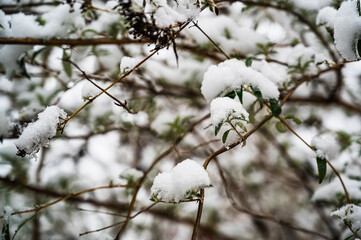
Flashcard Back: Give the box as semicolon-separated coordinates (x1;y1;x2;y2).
0;0;361;239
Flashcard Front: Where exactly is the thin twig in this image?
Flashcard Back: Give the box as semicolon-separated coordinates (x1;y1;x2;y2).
0;184;137;219
279;118;351;204
192;21;230;60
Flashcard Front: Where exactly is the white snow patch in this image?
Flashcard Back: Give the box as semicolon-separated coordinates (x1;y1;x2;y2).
120;56;140;73
317;7;337;29
14;106;67;158
334;0;361;60
312;176;361;202
201;59;279;102
151;159;211;203
331;204;361;232
311;133;340;159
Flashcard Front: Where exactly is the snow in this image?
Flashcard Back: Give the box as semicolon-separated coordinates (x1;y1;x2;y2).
317;7;337;29
333;0;361;60
120;56;139;73
144;0;199;28
210;97;249;127
14;106;67;158
201;59;279;102
251;60;288;85
292;0;332;10
0;4;85;76
81;81;101;101
311;133;340;159
312;176;361;202
331;204;361;232
150;159;211;203
3;206;12;221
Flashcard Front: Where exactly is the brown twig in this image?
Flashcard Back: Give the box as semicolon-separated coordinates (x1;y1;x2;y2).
279;118;351;204
0;183;137;219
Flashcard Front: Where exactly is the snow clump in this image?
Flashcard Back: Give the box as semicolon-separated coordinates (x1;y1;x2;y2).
15;106;67;158
201;59;279;102
311;133;340;159
144;0;199;28
210;97;249;127
331;204;361;232
151;159;211;203
316;7;337;29
320;0;361;60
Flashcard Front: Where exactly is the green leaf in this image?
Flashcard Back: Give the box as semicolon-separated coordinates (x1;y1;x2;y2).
292;117;302;125
222;129;231;143
316;155;327;184
62;50;72;78
0;24;4;29
251;86;263;108
1;214;10;240
225;90;236;99
269;98;282;117
236;87;243;104
17;54;30;79
215;121;223;136
276;121;287;133
247;102;256;124
245;57;253;67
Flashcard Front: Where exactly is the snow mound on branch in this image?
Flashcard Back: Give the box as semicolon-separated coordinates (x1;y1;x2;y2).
201;59;279;102
311;133;340;159
210;97;249;126
317;7;337;29
15;106;67;158
331;204;361;232
333;0;361;60
145;0;199;28
151;159;211;203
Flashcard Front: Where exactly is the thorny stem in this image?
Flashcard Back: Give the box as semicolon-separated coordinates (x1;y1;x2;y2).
279;118;351;204
0;184;137;219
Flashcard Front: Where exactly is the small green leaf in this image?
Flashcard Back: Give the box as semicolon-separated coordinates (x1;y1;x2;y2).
276;121;287;133
292;117;302;125
247;102;256;124
150;196;158;202
215;121;223;136
245;57;253;67
285;115;294;119
225;90;236;99
251;86;263;108
236;87;243;104
316;155;327;184
222;129;231;143
62;50;72;78
269;98;282;117
0;24;4;29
